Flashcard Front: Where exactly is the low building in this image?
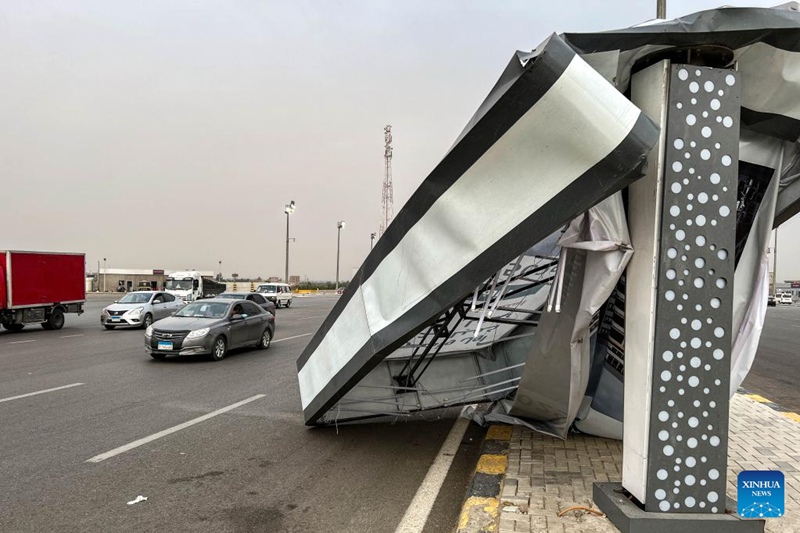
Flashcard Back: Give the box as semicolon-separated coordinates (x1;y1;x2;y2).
93;269;214;292
776;281;800;299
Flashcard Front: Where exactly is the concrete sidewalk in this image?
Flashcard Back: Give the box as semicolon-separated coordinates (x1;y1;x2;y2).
459;392;800;533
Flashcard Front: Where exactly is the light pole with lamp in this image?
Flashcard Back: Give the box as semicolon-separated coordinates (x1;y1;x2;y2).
284;201;296;284
218;260;222;282
336;221;345;291
370;232;376;251
103;258;107;292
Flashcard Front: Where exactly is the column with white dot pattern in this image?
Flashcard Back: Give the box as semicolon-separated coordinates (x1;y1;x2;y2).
645;65;740;513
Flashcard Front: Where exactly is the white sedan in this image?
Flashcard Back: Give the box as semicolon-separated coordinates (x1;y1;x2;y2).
101;291;185;330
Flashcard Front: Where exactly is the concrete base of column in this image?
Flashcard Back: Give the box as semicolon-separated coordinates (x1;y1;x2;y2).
593;482;764;533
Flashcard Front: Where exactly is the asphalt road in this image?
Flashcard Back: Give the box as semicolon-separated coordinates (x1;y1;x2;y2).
741;303;800;412
4;295;795;532
0;295;484;533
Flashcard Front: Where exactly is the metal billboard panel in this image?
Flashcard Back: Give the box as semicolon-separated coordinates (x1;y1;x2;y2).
296;34;658;425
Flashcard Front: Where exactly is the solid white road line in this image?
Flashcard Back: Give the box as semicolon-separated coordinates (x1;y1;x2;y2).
59;334;84;338
394;417;471;533
272;333;313;343
0;383;85;404
86;394;266;463
8;340;36;345
295;315;327;321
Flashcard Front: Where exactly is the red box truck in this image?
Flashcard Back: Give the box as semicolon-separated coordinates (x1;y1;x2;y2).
0;250;85;332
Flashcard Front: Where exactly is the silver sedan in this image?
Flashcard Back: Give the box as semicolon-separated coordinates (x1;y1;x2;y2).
144;299;275;361
101;291;185;330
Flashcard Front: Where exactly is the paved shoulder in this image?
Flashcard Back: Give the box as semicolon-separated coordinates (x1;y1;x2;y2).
455;392;800;533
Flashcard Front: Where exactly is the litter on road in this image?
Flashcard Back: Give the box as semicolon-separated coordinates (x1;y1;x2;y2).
126;496;147;506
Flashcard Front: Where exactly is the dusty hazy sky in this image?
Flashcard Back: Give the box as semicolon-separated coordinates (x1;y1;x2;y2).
3;0;798;281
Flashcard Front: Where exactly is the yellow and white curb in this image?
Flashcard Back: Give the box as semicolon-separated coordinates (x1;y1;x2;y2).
741;389;800;424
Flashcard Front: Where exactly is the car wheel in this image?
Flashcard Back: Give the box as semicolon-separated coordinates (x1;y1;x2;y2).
143;313;153;329
47;309;65;331
285;299;291;308
150;352;167;360
4;323;24;332
210;336;227;361
104;325;116;330
257;329;272;350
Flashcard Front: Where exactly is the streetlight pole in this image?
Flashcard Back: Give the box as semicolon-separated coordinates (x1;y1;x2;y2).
219;260;222;282
336;221;345;290
774;227;778;294
370;232;376;251
284;201;296;284
657;0;666;19
103;258;107;292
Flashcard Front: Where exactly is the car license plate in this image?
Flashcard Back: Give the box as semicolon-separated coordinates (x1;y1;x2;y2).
157;341;173;351
111;317;121;322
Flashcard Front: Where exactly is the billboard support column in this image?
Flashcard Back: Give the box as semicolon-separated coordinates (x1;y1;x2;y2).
594;60;764;532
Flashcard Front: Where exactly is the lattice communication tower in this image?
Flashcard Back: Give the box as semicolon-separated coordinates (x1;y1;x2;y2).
380;125;394;236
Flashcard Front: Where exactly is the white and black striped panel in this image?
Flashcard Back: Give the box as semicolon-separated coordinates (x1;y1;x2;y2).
565;7;800;54
296;35;659;425
737;42;800;140
776;175;800;226
563;6;800;140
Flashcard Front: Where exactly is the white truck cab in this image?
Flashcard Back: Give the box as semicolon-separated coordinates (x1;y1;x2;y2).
165;271;225;301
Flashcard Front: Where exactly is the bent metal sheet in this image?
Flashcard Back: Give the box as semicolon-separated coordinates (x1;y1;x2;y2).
295;34;658;425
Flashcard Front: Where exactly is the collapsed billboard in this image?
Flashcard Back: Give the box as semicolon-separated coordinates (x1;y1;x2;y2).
297;5;800;437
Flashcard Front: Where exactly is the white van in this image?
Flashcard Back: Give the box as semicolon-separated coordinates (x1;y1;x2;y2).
779;292;793;305
255;283;293;308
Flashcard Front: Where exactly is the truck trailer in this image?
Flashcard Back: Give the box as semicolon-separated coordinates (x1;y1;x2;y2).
0;250;86;331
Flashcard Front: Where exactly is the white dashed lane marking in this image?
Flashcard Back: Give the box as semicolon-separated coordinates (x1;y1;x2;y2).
0;383;85;404
272;333;313;343
86;394;266;463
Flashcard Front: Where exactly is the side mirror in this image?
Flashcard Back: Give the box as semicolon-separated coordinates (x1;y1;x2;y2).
231;313;244;320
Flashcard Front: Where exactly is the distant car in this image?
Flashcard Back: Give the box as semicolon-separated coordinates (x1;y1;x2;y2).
215;292;276;315
779;293;793;305
768;295;777;307
102;291;185;330
255;283;293;308
145;299;274;361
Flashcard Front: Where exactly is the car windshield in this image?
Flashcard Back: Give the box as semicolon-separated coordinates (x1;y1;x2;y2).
174;302;229;318
216;294;244;299
165;279;193;290
118;293;152;304
257;285;277;293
